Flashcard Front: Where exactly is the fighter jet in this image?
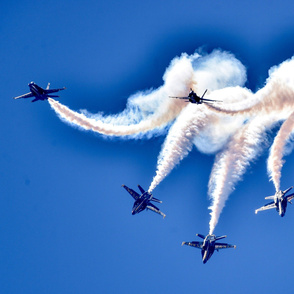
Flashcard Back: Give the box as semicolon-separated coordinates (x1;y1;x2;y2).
182;233;236;264
255;186;294;217
13;81;66;102
169;89;221;104
122;184;166;218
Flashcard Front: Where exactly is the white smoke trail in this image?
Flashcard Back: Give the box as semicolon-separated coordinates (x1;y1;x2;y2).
208;115;280;235
148;105;246;192
49;50;246;139
205;57;294;119
267;111;294;191
148;105;209;192
47;46;294;235
48;53;197;138
147;51;247;192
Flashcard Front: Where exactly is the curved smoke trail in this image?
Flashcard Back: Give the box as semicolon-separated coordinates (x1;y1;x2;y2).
48;53;196;138
49;50;246;139
148;105;210;192
48;46;294;234
208;115;280;235
267;111;294;191
205;57;294;119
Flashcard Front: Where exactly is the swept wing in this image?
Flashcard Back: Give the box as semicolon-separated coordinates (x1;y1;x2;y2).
181;241;203;249
14;92;34;100
45;87;66;94
122;185;140;200
215;242;236;250
169;96;189;99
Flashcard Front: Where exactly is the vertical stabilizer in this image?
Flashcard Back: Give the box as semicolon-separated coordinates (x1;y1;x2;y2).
138;185;145;194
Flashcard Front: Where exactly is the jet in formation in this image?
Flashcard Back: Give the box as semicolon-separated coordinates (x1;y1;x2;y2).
255;186;294;217
169;89;221;104
13;81;66;102
122;184;166;218
182;233;236;264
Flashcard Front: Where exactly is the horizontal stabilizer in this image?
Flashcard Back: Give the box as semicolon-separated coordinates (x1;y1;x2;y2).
196;234;205;239
146;203;166;218
151;197;162;203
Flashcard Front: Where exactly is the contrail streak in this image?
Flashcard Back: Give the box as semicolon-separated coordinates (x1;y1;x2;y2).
48;96;186;137
48;53;197;138
47;47;294;235
267;111;294;191
148;105;210;192
49;50;246;139
205;57;294;119
208;115;279;235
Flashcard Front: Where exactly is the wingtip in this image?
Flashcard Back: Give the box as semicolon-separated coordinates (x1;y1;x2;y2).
121;184;125;187
181;242;185;246
234;245;237;249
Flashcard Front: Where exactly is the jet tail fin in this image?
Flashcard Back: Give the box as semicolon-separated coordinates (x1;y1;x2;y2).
201;89;208;99
46;83;50;90
137;185;145;195
196;234;205;239
283;186;293;195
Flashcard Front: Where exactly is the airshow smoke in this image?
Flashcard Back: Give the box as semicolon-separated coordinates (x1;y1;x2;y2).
49;50;294;234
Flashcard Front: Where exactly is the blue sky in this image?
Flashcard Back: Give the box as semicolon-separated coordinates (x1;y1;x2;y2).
1;0;294;293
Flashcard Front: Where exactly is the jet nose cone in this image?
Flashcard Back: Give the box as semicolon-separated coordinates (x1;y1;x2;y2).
132;210;136;215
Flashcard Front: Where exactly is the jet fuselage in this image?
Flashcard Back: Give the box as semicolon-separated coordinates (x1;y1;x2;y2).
188;91;201;104
275;193;288;217
132;191;152;215
28;82;48;100
201;235;217;264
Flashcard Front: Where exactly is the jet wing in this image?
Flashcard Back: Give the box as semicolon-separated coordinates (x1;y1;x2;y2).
201;98;222;103
146;203;166;218
13;92;34;99
122;185;140;200
255;201;276;214
45;87;66;94
181;241;203;249
169;96;189;99
215;243;236;250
